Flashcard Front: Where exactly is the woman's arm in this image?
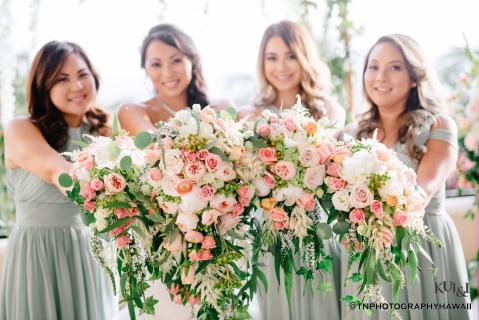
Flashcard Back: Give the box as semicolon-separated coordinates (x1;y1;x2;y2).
416;114;458;201
4;118;72;190
118;103;156;136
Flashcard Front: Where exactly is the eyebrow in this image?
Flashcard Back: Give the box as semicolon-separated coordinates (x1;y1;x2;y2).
58;68;89;76
369;59;404;64
148;53;183;62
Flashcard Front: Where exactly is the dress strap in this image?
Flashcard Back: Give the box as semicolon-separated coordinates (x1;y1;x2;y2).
428;128;458;150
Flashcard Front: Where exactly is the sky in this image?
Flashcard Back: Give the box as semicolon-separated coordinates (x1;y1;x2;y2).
3;0;479;111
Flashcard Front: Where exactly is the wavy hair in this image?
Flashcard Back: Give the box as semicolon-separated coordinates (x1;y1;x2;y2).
140;24;209;108
27;41;108;151
357;34;445;159
255;20;335;119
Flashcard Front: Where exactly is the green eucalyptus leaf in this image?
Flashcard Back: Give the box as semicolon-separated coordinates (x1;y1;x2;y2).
58;173;73;188
120;156;132;170
134;132;152;149
316;223;333;239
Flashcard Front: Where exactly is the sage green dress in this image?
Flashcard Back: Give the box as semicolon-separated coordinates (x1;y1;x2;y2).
0;124;115;320
341;120;473;320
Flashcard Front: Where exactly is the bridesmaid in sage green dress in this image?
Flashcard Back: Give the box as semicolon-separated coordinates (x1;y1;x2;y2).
239;20;345;320
0;41;114;320
341;34;472;320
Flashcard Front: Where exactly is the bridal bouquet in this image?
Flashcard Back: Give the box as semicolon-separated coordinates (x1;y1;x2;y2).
322;135;441;319
242;101;339;303
135;105;257;319
58;126;161;318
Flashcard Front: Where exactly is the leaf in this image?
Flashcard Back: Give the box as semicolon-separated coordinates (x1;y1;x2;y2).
350;272;362;283
246;136;268;148
332;221;350;235
72;139;88;148
99;217;131;234
134;132;152;149
120;156;132;170
316;223;333;239
208;146;229;161
143;296;158;315
58;173;73;188
104;201;131;209
284;259;293;308
257;269;268;292
128;299;136;320
274;244;281;285
145;213;163;223
108;141;121;159
407;249;418;283
120;272;128;293
376;260;391;282
132;225;145;238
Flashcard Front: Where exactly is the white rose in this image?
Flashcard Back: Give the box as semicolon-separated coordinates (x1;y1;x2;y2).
176;212;199;232
331;189;350;211
349;184;374;208
253;177;272;197
303;165;325;190
163;149;184;175
282;184;303;206
179;185;208;214
199;122;214;140
95;218;108;231
214;163;236;182
175;109;191;123
179;117;198;137
379;174;404;200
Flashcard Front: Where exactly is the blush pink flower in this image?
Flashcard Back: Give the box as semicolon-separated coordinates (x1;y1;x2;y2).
184;162;206;182
393;210;409;227
256;123;271;138
274;161;296;180
83;201;95;212
258;147;277;164
116;235;131;248
370;200;384;220
80;183;96;201
326;163;341;177
175;179;193;195
297;192;315;211
184;230;204;243
197;149;210;161
90;178;104;191
199;185;215;201
349;208;365;224
104;173;126;194
201;235;217;249
205;154;222;171
148;168;162;182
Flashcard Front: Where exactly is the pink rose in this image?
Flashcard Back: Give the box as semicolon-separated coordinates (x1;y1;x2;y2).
110;222;130;237
114;208;129;219
232;203;245;216
189;249;213;261
263;173;276;189
201;235;217;249
83;201;95;212
299;147;320;167
258;147;277;164
326;163;340;178
380;228;394;247
116;235;131;248
199;185;215;201
393;210;409;227
269;113;279;124
199;106;217;123
169;283;180;296
297;192;315;211
272;221;289;230
256;123;271;138
316;143;333;164
90;178;104;191
237;184;254;199
274;161;296;180
282;114;297;131
303;165;325;190
268;207;288;223
201;209;221;226
176;179;193;195
349;208;365;224
181;264;196;284
183;150;197;163
80;183;96;201
148;168;162;182
210;194;237;212
197;149;210;161
185;230;204;243
370;200;384;220
328;177;346;192
173;295;183;305
349;184;373;208
83;157;94;171
104;173;126;194
219;213;240;234
205;154;222;172
184;162;206;182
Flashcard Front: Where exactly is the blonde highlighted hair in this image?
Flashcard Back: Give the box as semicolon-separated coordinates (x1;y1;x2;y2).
357;34;446;159
255;20;335;119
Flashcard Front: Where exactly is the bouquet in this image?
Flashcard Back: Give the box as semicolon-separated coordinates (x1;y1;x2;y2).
59;125;160;319
135;105;258;319
322;134;441;319
242;100;340;303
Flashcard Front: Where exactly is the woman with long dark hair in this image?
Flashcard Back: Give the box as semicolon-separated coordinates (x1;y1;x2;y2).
0;41;114;320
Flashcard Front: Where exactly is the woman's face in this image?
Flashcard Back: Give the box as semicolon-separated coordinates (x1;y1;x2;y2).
263;36;302;95
49;53;96;124
144;40;193;101
364;41;414;111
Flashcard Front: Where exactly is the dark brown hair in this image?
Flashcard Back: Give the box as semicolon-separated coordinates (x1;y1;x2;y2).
140;24;209;108
357;34;444;159
27;41;109;150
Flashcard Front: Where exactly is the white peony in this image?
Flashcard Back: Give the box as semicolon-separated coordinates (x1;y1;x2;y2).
332;189;350;211
179;185;208;214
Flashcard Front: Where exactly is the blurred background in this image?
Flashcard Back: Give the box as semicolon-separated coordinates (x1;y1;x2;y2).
0;0;478;308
